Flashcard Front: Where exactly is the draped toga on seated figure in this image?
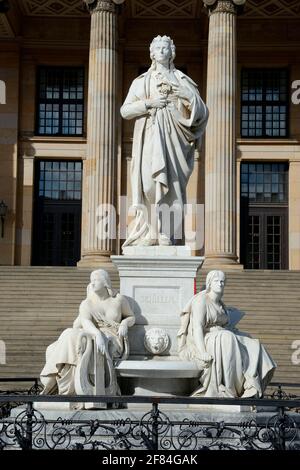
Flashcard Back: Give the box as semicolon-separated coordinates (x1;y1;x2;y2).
40;269;135;396
178;270;276;398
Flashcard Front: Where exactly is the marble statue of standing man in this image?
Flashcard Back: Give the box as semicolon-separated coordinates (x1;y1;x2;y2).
121;35;208;247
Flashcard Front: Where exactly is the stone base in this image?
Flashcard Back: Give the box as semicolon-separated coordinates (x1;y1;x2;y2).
35;401;107;411
116;359;199;397
116;359;199;379
77;255;113;267
12;405;257;420
122;245;191;257
203;256;244;270
35;402;82;411
187;404;253;412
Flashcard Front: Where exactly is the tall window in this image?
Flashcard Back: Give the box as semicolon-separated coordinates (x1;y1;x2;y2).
36;67;84;136
240;162;289;270
38;161;82;200
241;69;289;138
241;162;288;204
32;160;82;266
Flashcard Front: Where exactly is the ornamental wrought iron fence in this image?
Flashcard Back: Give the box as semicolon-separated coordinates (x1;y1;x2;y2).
0;382;299;451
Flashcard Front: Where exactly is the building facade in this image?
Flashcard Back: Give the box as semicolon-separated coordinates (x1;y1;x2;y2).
1;0;300;269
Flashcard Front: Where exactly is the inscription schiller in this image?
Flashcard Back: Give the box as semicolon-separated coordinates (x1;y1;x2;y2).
140;293;177;305
134;286;179;314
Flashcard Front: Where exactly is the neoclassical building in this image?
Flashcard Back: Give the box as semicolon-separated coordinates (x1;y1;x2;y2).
1;0;300;270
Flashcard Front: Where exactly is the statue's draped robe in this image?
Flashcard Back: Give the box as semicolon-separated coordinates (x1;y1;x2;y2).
40;308;124;395
178;291;276;398
121;68;208;245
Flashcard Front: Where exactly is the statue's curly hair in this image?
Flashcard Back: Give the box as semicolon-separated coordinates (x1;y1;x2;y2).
149;35;176;69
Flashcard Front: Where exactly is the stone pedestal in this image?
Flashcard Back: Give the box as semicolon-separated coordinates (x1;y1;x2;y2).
116;359;199;397
112;252;203;358
111;251;203;395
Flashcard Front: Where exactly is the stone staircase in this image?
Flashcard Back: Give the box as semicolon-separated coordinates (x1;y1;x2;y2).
0;266;299;391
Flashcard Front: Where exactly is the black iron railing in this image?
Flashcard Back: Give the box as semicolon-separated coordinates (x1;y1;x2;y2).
0;391;299;451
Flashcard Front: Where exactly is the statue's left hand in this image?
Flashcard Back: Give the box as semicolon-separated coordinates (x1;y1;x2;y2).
118;322;128;338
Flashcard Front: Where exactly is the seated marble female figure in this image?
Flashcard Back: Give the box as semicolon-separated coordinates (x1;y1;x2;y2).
40;269;135;396
177;270;276;398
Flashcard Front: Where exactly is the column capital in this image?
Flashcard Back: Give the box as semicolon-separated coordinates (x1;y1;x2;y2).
83;0;125;14
203;0;246;15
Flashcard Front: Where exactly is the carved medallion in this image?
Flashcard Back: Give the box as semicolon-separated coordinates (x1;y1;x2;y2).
144;328;170;355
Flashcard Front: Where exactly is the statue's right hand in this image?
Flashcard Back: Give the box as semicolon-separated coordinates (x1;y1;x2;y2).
145;97;168;109
95;334;106;355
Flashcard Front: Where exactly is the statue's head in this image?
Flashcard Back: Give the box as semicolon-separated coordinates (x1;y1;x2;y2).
149;35;176;69
206;270;226;297
144;328;170;355
87;269;114;297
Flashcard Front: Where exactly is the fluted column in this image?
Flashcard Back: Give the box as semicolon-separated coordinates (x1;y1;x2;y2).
79;0;124;266
203;0;246;266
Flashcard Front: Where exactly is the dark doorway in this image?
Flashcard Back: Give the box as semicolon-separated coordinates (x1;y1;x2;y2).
240;162;289;270
32;160;82;266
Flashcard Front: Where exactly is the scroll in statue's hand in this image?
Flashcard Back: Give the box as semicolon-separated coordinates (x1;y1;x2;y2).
118;322;128;338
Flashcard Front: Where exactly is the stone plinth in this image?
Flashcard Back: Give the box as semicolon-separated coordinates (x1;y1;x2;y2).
116;359;199;397
122;245;191;257
111;254;203;359
111;252;203;396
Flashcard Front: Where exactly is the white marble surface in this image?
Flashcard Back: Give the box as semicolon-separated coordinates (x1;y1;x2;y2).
40;270;135;405
116;360;199;378
178;270;276;399
144;327;170;355
111;255;203;357
121;35;208;247
123;245;191;257
111;255;203;396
